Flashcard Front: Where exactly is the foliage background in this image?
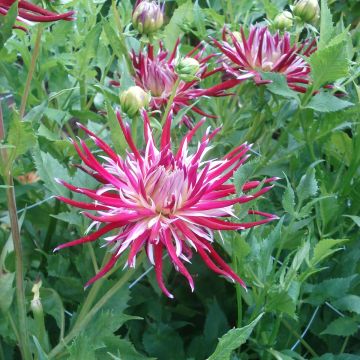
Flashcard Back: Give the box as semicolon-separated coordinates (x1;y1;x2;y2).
0;0;360;359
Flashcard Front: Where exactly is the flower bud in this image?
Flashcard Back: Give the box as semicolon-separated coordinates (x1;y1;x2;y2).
120;86;150;117
175;57;200;82
293;0;320;24
274;11;293;30
132;0;163;35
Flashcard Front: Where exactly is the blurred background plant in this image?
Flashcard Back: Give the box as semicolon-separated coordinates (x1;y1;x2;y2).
0;0;359;359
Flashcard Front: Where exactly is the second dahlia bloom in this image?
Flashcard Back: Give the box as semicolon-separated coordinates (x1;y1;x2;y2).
213;26;316;93
131;41;240;120
0;0;74;29
54;111;278;298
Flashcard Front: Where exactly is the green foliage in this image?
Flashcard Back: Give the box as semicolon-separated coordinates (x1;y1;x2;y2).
0;1;18;50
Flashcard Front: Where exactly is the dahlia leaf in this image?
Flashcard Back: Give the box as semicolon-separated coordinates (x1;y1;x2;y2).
309;42;349;89
106;102;128;155
261;73;299;100
0;272;15;313
32;336;49;360
0;1;17;51
306;93;353;113
282;178;296;216
105;338;156;360
6;113;36;164
33;147;71;197
265;290;297;318
344;215;360;228
207;313;263;360
40;288;65;333
234;159;258;196
321;317;358;337
311;239;348;267
332;295;360;315
319;0;334;50
296;168;318;203
68;334;96;360
163;1;194;49
304;275;357;305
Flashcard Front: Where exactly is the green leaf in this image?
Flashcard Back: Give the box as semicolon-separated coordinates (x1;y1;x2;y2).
332;295;360;315
321;317;358;337
106;338;156;360
106;102;128;156
68;334;96;360
306;93;353;113
282;178;296;216
52;212;83;227
0;272;15;313
311;239;347;266
233;159;258;196
41;288;65;333
163;1;194;50
207;313;263;360
296;168;318;203
318;0;334;50
266;291;297;318
344;215;360;228
6;113;36;162
32;336;49;360
261;73;299;100
0;1;18;50
309;42;349;89
32;147;71;197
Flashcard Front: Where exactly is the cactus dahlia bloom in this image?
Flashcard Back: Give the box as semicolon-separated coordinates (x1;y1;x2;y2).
131;41;240;123
0;0;74;30
213;26;316;93
54;111;278;298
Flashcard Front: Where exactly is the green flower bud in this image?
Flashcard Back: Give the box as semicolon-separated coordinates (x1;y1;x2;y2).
175;57;200;82
274;11;293;30
120;86;150;117
132;0;164;35
293;0;320;24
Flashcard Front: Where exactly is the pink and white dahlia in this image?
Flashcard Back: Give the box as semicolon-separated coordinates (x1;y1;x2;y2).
0;0;74;29
54;111;278;298
213;26;316;93
131;41;240;120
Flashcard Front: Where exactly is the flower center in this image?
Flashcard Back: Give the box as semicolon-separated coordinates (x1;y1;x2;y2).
144;61;177;97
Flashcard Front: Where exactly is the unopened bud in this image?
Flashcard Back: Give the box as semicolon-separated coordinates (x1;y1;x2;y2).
120;86;150;117
175;58;200;82
274;11;293;30
293;0;320;24
31;280;43;316
132;0;163;35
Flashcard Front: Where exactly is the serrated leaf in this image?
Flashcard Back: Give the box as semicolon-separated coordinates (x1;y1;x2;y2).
304;276;356;305
106;102;127;156
6;114;36;162
207;313;263;360
306;93;353;113
52;212;83;227
68;334;96;360
32;147;71;197
344;215;360;228
282;178;296;216
311;239;347;266
309;42;349;89
332;295;360;315
266;291;297;318
296;168;318;203
321;317;358;337
0;1;18;50
261;73;299;100
0;272;15;312
318;0;334;50
106;338;155;360
41;288;65;332
233;159;258;196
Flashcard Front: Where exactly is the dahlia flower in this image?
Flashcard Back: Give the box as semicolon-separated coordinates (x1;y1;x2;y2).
213;26;316;93
0;0;74;30
131;41;240;122
54;111;278;298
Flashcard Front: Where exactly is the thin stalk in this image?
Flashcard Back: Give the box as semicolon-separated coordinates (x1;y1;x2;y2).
340;336;349;353
48;254;145;359
20;25;43;118
282;319;318;357
0;104;31;360
161;78;180;127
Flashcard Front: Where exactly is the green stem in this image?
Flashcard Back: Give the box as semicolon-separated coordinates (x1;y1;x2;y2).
340;336;349;353
20;25;43;118
48;254;145;359
281;319;318;357
161;78;181;127
43;199;60;254
0;104;31;360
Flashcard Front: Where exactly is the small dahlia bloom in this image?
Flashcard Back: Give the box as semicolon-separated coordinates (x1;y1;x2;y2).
54;111;278;298
131;41;240;121
0;0;74;30
213;26;316;93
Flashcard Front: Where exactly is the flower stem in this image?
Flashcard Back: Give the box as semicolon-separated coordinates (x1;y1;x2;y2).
161;78;180;127
48;253;145;359
20;25;43;118
0;103;31;360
